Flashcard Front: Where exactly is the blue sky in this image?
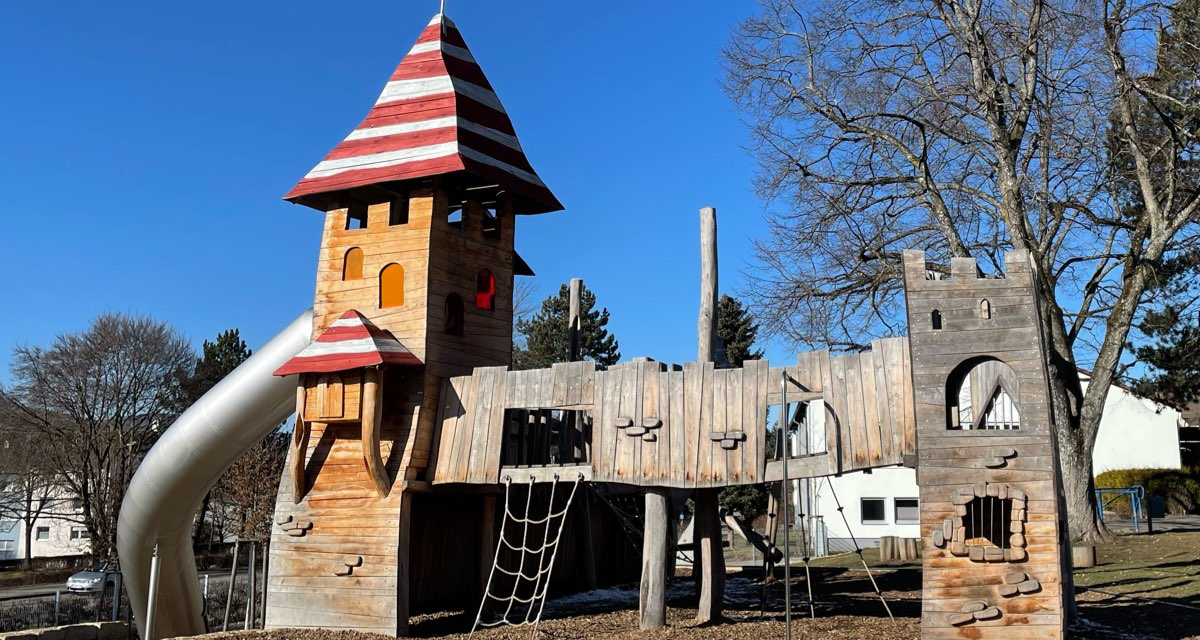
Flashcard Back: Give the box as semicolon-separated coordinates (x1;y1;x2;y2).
0;0;793;381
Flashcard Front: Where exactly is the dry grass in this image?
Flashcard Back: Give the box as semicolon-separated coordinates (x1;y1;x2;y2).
183;531;1200;640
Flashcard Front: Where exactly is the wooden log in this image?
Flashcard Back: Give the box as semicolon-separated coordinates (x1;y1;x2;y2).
639;488;669;629
695;205;724;623
1071;545;1096;569
291;383;310;503
694;488;725;624
569;278;582;362
880;536;898;562
361;368;390;498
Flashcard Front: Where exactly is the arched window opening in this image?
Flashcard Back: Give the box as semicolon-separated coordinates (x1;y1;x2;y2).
343;247;364;281
444;293;465;336
476;269;496;310
980;299;992;319
317;373;344;419
931;309;943;330
947;359;1021;430
380;264;405;308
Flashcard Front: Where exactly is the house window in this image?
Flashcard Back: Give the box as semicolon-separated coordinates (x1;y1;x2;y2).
70;527;90;540
861;498;886;524
36;527;50;541
895;498;920;524
444;293;465;336
0;540;13;552
931;309;942;330
476;269;496;310
389;194;409;226
345;203;368;230
380;264;405;308
343;247;364;281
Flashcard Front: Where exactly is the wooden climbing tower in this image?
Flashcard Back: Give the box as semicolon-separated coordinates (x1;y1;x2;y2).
901;250;1072;638
266;11;564;635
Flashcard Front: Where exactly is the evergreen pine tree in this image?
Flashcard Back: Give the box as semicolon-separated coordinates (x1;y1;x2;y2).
716;294;764;367
512;283;620;370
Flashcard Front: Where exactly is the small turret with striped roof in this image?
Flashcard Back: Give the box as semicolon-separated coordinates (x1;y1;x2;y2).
284;12;562;214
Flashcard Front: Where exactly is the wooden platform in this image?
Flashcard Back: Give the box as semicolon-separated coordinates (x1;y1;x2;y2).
429;337;917;488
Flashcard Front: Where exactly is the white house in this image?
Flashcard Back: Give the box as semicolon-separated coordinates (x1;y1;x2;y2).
803;375;1181;549
0;490;91;563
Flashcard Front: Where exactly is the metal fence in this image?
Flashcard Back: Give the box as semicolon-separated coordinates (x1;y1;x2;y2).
0;566;263;636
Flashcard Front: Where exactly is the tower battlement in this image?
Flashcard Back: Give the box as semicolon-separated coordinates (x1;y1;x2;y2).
901;249;1034;291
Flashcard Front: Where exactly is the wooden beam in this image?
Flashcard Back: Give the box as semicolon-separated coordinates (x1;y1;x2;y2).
639;488;669;629
361;368;390;498
695;205;725;624
290;383;309;504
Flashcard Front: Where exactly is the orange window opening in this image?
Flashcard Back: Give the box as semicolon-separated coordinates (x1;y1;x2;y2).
380;264;405;308
343;247;364;280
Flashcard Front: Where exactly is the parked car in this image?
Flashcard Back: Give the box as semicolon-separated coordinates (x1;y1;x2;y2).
66;560;118;592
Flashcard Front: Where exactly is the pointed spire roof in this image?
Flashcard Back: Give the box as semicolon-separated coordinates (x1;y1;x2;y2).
274;310;422;376
284;13;563;214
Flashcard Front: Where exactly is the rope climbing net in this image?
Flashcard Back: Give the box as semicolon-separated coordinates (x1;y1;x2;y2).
471;473;583;636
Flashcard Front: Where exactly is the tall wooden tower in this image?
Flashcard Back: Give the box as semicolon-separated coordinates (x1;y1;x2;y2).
901;250;1071;639
266;12;563;635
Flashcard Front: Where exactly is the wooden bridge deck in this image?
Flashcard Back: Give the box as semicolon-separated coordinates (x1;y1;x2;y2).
429;337;916;487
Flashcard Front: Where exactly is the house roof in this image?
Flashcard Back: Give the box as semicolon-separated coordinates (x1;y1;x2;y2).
274;310;421;376
284;13;563;215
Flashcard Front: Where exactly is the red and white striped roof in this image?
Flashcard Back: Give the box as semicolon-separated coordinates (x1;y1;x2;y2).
274;310;422;376
284;13;563;214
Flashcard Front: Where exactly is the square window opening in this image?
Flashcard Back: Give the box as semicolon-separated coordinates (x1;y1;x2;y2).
861;498;887;524
345;203;368;230
389;195;409;226
895;498;920;524
36;526;50;541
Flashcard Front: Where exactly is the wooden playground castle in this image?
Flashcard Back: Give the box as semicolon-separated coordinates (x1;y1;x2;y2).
262;11;1072;639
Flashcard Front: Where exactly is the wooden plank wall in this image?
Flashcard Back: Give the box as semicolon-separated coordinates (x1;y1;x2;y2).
901;250;1068;639
428;341;916;488
266;371;426;635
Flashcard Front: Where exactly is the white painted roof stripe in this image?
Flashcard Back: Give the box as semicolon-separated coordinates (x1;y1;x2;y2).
306;141;460;178
407;39;476;64
293;337;412;357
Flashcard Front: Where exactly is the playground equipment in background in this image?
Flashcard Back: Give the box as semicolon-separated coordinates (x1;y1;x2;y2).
1095;485;1150;532
116;9;1073;640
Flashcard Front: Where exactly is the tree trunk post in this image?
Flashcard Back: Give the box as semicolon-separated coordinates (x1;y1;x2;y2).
567;278;597;589
639;488;669;629
695;205;725;624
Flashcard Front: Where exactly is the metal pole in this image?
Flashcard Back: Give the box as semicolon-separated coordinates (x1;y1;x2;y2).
223;539;240;631
259;540;269;626
54;590;60;626
245;541;257;630
145;544;162;640
780;370;791;640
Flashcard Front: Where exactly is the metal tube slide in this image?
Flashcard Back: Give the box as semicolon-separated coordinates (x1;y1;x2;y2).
117;309;313;639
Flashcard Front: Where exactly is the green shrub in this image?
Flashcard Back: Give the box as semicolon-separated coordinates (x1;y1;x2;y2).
1094;467;1200;516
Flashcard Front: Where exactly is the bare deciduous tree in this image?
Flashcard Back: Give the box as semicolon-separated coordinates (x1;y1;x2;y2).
725;0;1200;541
0;403;64;568
5;313;193;556
210;430;287;542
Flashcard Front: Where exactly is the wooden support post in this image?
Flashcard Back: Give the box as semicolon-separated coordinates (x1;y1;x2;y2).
764;485;780;580
396;489;412;636
568;277;597;589
290;384;309;503
361;368;390;498
480;494;497;592
639;488;669;629
695;206;725;624
568;278;583;362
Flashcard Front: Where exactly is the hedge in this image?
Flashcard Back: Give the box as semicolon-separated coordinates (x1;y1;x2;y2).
1094;467;1200;516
